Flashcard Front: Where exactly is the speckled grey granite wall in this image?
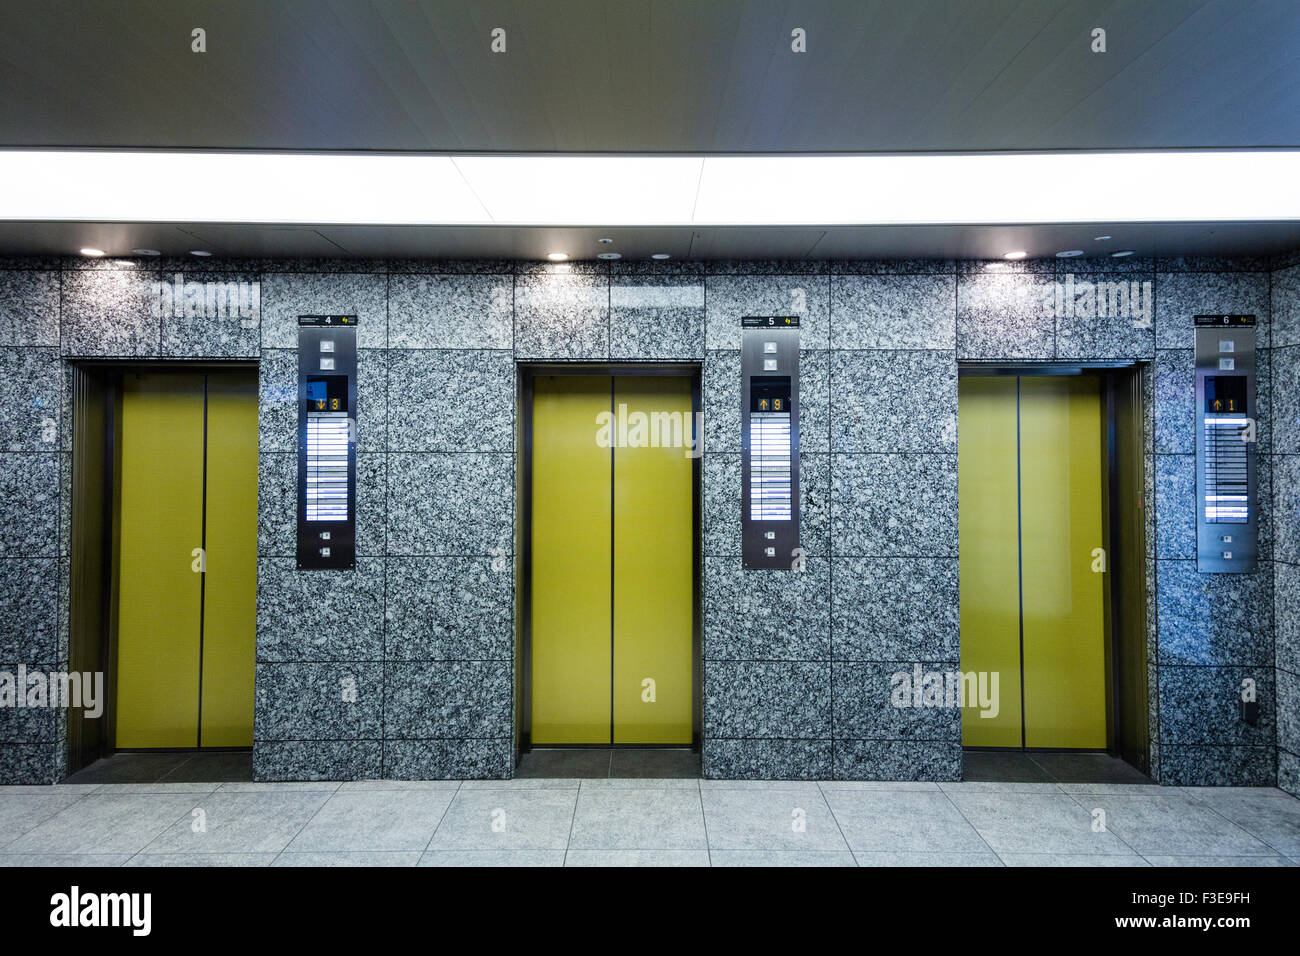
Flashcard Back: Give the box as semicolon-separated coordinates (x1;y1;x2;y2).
0;261;64;783
2;251;1296;787
1272;259;1300;798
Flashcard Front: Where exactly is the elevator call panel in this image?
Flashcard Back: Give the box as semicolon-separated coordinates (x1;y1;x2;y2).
741;316;801;570
297;315;357;570
1194;314;1257;574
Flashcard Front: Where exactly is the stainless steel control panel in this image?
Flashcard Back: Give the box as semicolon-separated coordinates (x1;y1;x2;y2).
741;317;800;570
1194;315;1257;573
297;315;358;570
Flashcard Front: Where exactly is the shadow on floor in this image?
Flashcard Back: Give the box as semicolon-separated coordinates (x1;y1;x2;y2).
516;749;701;779
962;750;1152;784
61;751;254;785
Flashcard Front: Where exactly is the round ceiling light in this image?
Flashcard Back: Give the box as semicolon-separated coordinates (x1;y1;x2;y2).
546;252;568;261
79;247;105;257
1111;250;1135;258
651;253;671;260
1003;251;1027;260
597;238;613;244
1056;250;1084;258
190;250;212;257
1093;235;1112;241
597;252;621;260
132;248;160;256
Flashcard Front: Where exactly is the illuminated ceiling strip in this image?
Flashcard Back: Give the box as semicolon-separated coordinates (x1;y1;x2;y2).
0;149;1298;226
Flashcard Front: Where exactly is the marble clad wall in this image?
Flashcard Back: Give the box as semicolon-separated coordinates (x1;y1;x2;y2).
0;252;1292;785
1271;253;1300;798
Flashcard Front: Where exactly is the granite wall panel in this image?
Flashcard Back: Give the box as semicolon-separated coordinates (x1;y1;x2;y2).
1272;264;1300;797
2;253;1294;787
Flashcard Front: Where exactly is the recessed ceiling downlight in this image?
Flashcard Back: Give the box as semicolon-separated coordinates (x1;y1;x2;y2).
1056;250;1084;258
598;238;613;244
1111;250;1135;258
190;250;212;257
1003;251;1027;260
79;247;105;257
651;253;671;260
597;252;621;260
546;252;568;261
1094;235;1112;241
132;248;160;256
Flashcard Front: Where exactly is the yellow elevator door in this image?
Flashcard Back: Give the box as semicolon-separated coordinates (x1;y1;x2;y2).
530;374;694;745
114;371;257;749
959;374;1108;750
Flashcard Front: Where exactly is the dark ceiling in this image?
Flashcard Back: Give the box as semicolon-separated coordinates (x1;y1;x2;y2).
4;0;1299;152
1;0;1298;261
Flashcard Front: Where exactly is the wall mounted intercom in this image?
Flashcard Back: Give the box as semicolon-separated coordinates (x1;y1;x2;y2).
741;316;800;570
1194;314;1257;574
297;315;357;570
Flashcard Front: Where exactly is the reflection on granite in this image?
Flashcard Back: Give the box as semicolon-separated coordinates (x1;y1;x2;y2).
610;275;705;360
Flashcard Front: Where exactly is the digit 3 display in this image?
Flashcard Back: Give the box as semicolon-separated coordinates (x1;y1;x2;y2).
297;315;358;569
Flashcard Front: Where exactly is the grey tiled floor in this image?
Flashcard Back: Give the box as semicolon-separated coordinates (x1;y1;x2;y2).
1;779;1296;867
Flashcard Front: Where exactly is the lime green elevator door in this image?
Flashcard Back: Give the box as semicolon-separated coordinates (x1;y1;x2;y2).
959;374;1108;749
114;371;257;749
530;375;694;745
